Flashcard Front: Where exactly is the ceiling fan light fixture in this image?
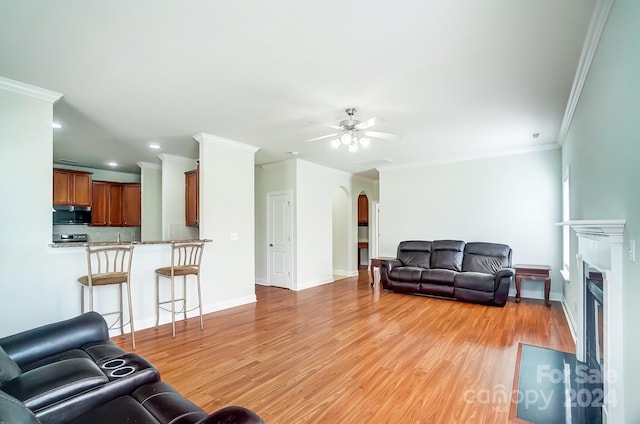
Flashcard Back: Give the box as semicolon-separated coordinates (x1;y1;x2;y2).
331;139;340;149
348;143;358;153
340;132;352;145
359;137;370;148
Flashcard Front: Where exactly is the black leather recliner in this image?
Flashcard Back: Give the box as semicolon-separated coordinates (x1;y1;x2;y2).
381;240;513;306
0;312;263;424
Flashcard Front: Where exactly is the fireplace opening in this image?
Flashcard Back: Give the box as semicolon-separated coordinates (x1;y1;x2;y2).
581;263;605;423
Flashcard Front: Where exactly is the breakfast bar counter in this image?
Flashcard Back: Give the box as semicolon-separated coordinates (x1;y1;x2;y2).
49;239;212;248
43;239;237;339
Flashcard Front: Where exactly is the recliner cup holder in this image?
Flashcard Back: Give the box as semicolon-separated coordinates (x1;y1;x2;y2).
102;358;126;369
109;366;135;377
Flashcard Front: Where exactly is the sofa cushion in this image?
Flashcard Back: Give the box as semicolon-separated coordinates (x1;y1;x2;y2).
454;272;495;292
132;381;208;423
0;345;21;385
462;242;511;274
397;241;431;268
389;266;424;283
419;283;454;297
420;269;457;286
430;240;465;271
3;358;108;411
388;280;420;294
66;395;159;424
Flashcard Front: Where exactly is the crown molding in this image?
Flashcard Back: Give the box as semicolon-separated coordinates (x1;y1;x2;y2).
557;0;615;145
137;161;161;170
193;133;260;154
157;153;197;163
378;143;560;172
0;76;63;103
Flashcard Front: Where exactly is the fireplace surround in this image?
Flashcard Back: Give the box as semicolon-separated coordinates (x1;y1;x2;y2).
566;219;625;423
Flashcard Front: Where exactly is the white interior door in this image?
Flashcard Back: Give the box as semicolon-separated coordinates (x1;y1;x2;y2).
267;191;293;289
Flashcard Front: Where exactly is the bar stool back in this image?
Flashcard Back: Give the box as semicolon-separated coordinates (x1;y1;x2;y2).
155;241;205;337
77;245;135;349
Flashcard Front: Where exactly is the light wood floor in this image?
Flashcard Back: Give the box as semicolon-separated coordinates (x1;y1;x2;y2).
116;271;574;423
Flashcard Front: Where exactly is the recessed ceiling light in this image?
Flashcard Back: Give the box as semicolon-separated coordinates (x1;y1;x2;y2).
287;151;300;156
149;143;161;149
52;123;62;129
107;162;118;167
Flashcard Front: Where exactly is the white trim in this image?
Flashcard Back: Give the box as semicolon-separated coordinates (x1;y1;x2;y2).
157;153;197;164
557;0;615;144
557;219;626;236
127;294;257;332
571;218;625;423
559;269;571;282
255;278;268;286
0;76;63;103
561;295;579;346
377;143;560;172
294;277;334;291
136;161;161;170
508;287;563;302
193;133;260;153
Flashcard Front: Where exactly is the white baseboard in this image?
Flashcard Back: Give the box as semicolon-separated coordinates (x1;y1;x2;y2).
255;277;268;286
112;294;257;335
295;277;334;291
561;295;578;347
508;287;563;302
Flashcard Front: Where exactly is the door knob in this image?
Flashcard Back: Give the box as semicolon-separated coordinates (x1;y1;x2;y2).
269;243;274;247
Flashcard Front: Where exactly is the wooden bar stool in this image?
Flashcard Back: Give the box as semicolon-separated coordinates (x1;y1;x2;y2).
155;241;205;337
77;245;135;349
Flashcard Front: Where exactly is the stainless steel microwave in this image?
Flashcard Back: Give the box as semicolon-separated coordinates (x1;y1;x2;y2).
52;205;92;225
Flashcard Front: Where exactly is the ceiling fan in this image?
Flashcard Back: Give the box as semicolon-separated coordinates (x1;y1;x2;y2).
305;108;398;152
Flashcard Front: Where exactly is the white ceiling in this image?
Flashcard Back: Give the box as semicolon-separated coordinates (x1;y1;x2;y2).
0;1;596;177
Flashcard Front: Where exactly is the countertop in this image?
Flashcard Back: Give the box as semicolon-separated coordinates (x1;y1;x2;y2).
49;239;212;248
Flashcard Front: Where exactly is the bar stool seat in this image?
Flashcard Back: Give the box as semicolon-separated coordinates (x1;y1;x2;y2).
77;245;135;349
155;241;205;337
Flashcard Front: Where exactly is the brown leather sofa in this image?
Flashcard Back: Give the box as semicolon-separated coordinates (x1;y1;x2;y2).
380;240;513;306
0;312;263;424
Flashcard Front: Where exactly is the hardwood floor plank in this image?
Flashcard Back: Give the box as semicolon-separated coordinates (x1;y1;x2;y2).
116;271;574;423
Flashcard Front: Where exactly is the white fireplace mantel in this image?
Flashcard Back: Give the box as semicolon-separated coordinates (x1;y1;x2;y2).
566;219;625;423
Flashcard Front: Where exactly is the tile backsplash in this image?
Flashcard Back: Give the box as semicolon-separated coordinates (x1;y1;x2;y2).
53;225;141;243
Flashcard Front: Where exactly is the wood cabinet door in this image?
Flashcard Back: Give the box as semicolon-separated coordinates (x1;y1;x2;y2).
122;183;141;226
91;182;109;226
53;169;71;205
73;173;92;206
185;169;198;227
108;183;123;226
358;194;368;225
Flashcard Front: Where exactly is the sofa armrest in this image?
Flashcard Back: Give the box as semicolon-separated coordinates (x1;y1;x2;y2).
381;259;402;272
197;406;265;424
0;312;109;368
494;268;514;288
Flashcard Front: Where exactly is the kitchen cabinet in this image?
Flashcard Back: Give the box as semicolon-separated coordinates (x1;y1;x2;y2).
91;181;140;227
122;183;141;226
185;168;199;227
90;181;109;226
358;194;368;226
53;168;92;206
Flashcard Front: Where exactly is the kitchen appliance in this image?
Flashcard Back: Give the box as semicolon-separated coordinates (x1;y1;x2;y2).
53;205;91;225
53;233;88;244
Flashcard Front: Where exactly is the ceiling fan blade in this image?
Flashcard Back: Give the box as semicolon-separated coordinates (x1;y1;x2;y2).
305;133;339;142
326;124;343;130
364;130;399;140
355;117;376;130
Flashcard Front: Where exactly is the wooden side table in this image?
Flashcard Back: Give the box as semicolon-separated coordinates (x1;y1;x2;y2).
514;264;552;307
369;257;396;287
